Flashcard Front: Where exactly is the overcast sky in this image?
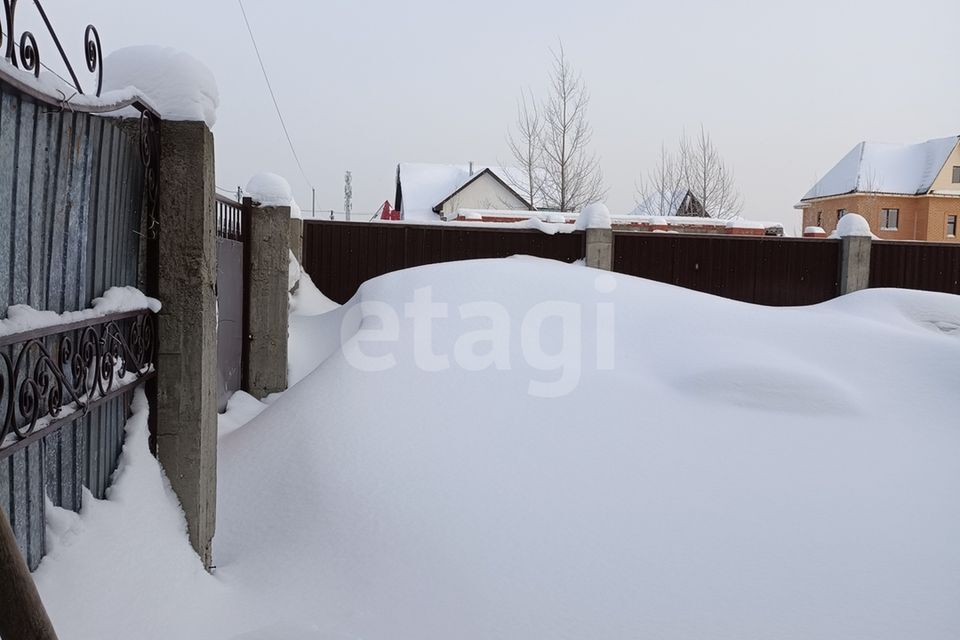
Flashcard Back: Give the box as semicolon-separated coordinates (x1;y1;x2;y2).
52;0;960;231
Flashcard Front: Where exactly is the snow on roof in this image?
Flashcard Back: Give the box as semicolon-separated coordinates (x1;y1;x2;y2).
397;163;532;221
803;136;959;200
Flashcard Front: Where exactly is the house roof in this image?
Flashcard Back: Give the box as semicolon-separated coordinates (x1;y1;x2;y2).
802;135;959;200
396;163;535;221
432;168;532;214
631;189;707;217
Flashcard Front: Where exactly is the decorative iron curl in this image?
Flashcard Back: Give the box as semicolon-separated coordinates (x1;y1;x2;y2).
17;30;38;77
1;0;103;95
0;311;156;449
138;110;161;240
83;24;101;97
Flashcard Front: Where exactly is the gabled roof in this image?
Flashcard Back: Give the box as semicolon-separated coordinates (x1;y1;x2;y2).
432;168;532;214
802;135;959;200
632;189;707;217
395;163;535;221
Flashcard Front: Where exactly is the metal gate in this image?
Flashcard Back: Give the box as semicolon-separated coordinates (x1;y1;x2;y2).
0;5;160;568
215;195;251;411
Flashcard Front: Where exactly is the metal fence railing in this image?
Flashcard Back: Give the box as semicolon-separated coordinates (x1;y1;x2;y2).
216;195;247;241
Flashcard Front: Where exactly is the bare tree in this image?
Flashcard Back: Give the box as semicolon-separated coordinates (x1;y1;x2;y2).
538;44;606;212
505;89;544;210
679;126;743;219
635;143;685;216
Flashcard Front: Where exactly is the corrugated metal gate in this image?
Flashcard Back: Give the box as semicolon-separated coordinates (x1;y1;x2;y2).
0;70;159;568
215;195;250;411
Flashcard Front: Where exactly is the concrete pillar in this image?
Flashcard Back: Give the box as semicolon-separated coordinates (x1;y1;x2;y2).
245;205;291;399
585;228;614;271
839;235;872;295
289;217;304;265
156;120;218;569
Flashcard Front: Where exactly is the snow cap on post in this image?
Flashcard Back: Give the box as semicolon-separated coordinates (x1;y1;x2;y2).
102;46;219;128
246;172;302;218
835;213;875;238
575;202;612;230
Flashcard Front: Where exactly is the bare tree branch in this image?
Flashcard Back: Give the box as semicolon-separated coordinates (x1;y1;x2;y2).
636;143;686;216
504;88;544;210
678;125;743;219
537;43;606;212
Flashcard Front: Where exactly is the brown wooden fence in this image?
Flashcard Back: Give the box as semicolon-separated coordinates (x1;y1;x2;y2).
300;220;960;307
869;241;960;294
613;233;842;305
302;221;585;304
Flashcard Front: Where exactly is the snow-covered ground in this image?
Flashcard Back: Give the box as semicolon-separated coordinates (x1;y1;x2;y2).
34;258;960;639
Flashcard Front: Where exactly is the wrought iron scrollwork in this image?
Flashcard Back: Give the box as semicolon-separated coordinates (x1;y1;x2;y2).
0;311;156;453
138;109;161;239
1;0;103;96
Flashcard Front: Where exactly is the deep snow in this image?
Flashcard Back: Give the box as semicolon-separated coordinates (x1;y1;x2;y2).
34;258;960;639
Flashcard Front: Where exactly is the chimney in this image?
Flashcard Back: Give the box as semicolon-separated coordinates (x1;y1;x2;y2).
468;161;474;175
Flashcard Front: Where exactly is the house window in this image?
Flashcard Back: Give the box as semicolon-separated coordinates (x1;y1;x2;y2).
952;166;960;183
837;208;846;221
881;208;899;230
948;215;958;237
816;211;823;227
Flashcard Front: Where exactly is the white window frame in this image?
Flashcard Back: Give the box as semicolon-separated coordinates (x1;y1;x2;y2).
880;208;899;231
948;215;958;238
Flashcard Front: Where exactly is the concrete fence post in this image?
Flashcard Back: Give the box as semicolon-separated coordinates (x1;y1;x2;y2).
289;217;304;265
244;205;291;399
585;228;614;271
156;120;218;570
839;236;872;295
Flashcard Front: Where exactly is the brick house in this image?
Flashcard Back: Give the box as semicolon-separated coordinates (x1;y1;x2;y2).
797;135;960;241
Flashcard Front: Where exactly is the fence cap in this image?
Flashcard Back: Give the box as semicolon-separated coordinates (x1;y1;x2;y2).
575;202;612;230
246;172;302;219
103;46;219;128
835;213;875;239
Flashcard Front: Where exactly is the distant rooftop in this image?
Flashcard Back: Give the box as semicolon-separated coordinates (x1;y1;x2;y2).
802;135;959;200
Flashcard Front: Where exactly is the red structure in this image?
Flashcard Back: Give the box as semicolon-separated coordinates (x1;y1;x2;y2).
379;201;400;221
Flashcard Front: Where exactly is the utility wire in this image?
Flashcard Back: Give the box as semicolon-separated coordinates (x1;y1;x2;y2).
237;0;314;189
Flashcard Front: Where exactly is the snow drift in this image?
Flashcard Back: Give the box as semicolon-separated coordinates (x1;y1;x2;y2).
37;258;960;639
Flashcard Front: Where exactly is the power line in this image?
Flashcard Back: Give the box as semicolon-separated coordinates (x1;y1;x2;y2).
237;0;314;190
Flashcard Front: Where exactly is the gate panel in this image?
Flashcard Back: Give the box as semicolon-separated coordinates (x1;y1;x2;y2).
0;67;158;568
217;237;245;410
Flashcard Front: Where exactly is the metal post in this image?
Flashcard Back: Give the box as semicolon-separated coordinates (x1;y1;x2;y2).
0;510;59;640
240;197;253;392
311;187;316;218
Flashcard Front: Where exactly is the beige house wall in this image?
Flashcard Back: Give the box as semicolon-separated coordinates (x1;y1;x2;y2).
438;173;528;218
929;143;960;192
